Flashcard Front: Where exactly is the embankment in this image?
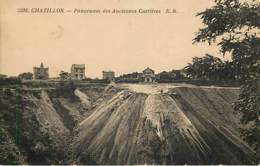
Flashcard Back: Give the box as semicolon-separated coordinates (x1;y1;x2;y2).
0;83;255;164
0;83;106;164
73;85;255;165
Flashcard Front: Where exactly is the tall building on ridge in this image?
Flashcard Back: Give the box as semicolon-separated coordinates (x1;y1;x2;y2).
142;67;155;83
71;64;85;80
33;62;49;80
102;71;115;81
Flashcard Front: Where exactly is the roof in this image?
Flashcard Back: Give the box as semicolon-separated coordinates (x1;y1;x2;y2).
103;71;115;73
40;62;44;68
71;64;85;68
143;67;154;73
34;62;48;69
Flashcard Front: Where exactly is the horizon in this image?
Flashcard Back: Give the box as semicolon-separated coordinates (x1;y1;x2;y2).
1;58;231;79
0;0;230;78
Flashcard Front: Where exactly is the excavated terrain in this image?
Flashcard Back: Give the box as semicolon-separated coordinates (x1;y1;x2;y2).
73;84;255;165
0;83;256;164
0;83;107;164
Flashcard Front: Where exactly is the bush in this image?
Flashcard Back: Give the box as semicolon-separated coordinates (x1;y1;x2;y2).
55;81;78;101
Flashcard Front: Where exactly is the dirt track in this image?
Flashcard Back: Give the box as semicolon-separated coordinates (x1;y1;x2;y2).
119;83;239;94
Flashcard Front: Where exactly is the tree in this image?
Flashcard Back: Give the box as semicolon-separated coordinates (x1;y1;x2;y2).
184;54;225;81
18;72;33;80
59;71;71;80
116;72;141;83
194;0;260;161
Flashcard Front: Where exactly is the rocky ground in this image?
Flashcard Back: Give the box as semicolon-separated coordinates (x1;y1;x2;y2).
0;82;256;164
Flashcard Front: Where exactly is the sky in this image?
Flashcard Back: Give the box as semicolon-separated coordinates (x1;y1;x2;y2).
0;0;227;78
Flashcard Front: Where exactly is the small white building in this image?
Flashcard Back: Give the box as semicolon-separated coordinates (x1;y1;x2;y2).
71;64;85;80
102;71;115;81
142;67;156;83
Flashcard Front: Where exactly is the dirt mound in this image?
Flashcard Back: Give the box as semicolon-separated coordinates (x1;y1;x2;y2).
73;86;255;165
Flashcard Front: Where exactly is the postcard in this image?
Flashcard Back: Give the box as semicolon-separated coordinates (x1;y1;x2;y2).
0;0;259;165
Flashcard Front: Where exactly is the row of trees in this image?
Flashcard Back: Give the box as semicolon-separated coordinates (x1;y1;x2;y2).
156;70;185;83
16;59;240;83
184;54;239;81
18;72;33;80
115;72;142;83
115;54;242;83
115;59;239;83
115;70;185;83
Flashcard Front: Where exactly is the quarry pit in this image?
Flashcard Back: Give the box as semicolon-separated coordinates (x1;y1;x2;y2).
0;83;255;164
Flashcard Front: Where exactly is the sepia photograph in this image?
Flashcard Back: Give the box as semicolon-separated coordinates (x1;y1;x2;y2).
0;0;259;165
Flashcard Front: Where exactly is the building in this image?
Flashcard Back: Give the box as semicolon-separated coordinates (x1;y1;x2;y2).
71;64;85;80
142;67;156;83
33;62;49;80
102;71;115;81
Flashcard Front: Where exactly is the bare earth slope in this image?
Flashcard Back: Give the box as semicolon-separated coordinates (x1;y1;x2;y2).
74;84;255;165
0;85;106;164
